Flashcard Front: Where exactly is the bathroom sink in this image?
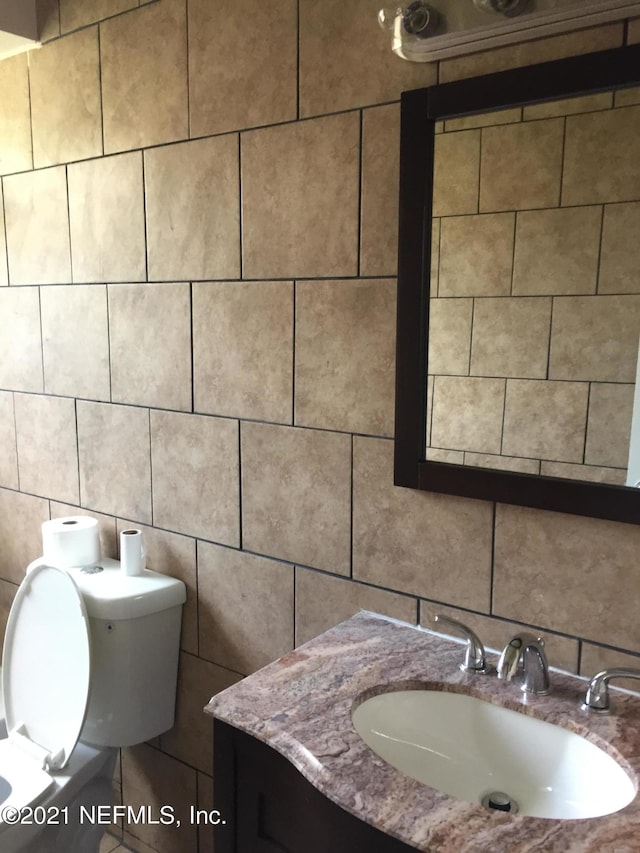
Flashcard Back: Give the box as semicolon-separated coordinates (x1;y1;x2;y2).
352;690;636;820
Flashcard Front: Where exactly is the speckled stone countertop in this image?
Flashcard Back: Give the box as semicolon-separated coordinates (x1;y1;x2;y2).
204;611;640;852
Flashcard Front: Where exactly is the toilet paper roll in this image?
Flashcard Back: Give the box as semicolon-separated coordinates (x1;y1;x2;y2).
42;516;101;568
120;528;146;576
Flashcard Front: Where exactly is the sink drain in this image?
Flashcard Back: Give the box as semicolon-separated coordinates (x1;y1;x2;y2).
481;792;519;814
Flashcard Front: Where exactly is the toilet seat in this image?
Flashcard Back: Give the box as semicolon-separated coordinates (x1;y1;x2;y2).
0;565;92;815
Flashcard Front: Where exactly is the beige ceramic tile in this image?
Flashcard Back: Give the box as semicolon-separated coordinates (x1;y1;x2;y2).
295;568;417;647
615;85;640;107
188;0;296;137
151;411;239;545
480;119;564;212
419;602;580;673
68;153;145;283
193;281;293;423
0;54;32;175
549;295;640;383
0;489;50;584
512;206;602;296
425;448;464;464
109;283;191;411
0;579;18;655
0;185;8;287
295;279;396;436
430;376;505;455
15;394;79;503
353;437;493;611
585;383;633;470
59;0;136;31
36;0;61;41
432;130;481;217
580;645;640;693
3;167;71;285
145;136;239;281
0;392;17;489
98;832;120;853
0;287;43;392
523;92;613;121
563;106;640;205
242;113;360;278
198;541;294;674
50;502;118;560
540;461;626;486
428;298;472;376
439;214;514;297
101;0;188;153
160;651;240;773
599;202;640;294
629;17;640;44
360;104;400;276
121;744;197;853
430;219;440;296
77;401;151;523
444;107;521;132
502;379;589;463
41;285;110;401
494;504;640;651
241;423;351;574
298;0;437;117
29;28;102;168
463;452;540;475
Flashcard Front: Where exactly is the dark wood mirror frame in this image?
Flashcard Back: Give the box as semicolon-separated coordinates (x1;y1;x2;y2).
394;42;640;524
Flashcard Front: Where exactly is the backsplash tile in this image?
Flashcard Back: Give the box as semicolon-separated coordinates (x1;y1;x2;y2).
0;55;32;175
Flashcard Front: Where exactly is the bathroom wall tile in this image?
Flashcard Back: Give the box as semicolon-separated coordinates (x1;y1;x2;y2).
145;136;240;281
549;295;640;383
121;744;197;853
117;520;197;654
464;452;540;475
41;285;110;401
241;113;360;278
109;283;191;411
101;0;188;153
36;0;61;41
50;502;118;560
580;644;640;693
430;219;440;296
160;651;240;773
0;287;43;393
151;411;239;545
425;447;464;464
360;104;400;276
480;119;564;212
523;92;613;121
470;297;552;379
419;602;580;673
0;579;18;656
193;281;293;423
494;504;640;651
430;376;505;455
563;106;640;205
295;279;396;436
540;461;626;485
599;202;640;294
0;54;32;175
353;437;493;612
438;214;514;297
444;107;522;132
0;393;17;489
59;0;136;31
0;489;50;584
615;85;640;107
512;206;602;296
198;541;294;674
197;772;214;853
241;423;351;574
3;167;71;285
68;153;145;283
188;0;296;137
14;394;79;504
428;298;473;376
99;833;121;853
29;28;102;168
298;0;437;118
502;379;589;463
585;383;633;470
0;185;8;287
629;17;640;44
295;568;417;647
432;130;480;217
77;401;152;523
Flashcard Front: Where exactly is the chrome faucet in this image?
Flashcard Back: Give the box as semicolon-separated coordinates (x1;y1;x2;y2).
582;668;640;714
497;633;551;695
433;614;487;673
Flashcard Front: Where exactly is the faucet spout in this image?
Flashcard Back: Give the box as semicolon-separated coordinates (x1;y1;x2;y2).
582;668;640;714
497;633;551;695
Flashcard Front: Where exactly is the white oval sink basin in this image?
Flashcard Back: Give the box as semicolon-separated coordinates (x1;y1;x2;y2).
352;690;636;820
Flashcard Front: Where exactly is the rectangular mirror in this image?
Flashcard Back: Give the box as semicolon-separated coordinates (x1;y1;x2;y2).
394;43;640;523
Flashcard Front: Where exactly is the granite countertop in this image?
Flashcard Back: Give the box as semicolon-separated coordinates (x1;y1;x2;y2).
205;611;640;852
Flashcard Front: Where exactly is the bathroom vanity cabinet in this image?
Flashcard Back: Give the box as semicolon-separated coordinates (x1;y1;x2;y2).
213;720;414;853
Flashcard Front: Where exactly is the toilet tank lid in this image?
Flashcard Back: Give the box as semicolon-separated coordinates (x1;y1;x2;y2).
27;558;186;620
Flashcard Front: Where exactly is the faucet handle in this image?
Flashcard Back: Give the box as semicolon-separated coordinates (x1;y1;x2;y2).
433;614;487;673
582;667;640;714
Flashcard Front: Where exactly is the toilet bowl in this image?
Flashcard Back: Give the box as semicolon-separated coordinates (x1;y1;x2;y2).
0;555;186;852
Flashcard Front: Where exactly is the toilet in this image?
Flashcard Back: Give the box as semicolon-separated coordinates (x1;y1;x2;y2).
0;555;186;852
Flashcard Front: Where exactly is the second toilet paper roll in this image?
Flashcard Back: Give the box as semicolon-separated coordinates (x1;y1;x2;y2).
42;516;101;568
120;528;146;576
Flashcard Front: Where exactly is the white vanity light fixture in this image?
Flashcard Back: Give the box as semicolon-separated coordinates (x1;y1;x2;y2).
378;0;640;62
0;0;40;61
